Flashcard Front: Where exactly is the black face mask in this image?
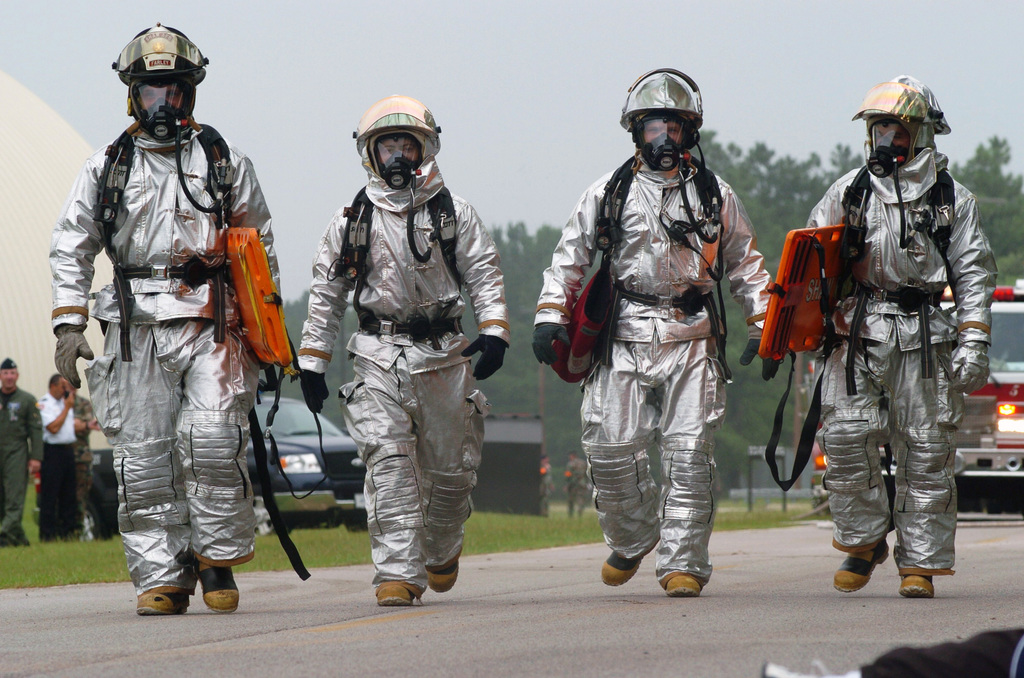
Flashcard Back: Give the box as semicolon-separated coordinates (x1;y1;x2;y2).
132;81;192;142
867;143;907;178
642;133;683;172
139;105;182;141
380;152;416;190
867;122;910;178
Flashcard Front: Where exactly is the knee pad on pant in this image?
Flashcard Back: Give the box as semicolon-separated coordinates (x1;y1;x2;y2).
898;428;956;513
660;439;715;523
179;410;251;501
367;451;424;534
422;470;476;530
115;438;188;532
819;410;884;493
582;440;656;511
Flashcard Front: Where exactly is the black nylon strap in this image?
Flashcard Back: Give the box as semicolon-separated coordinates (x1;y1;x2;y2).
845;290;871;396
112;267;134;362
763;363;826;493
763;353;797;490
763;351;822;492
248;404;310;580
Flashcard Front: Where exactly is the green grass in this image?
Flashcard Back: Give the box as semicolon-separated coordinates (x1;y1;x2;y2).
0;496;815;589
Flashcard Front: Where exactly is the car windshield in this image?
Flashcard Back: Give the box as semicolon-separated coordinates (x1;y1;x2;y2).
989;306;1024;372
252;401;344;437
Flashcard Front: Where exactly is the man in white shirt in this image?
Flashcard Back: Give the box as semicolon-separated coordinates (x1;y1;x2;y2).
38;375;77;541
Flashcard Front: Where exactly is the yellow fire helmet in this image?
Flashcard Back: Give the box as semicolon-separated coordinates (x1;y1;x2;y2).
354;95;441;163
853;75;949;153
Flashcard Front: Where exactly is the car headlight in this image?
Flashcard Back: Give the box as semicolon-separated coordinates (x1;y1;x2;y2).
279;453;322;475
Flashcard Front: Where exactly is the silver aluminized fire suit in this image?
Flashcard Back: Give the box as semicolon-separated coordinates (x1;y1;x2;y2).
535;163;770;586
807;147;996;576
298;156;509;592
50;129;277;595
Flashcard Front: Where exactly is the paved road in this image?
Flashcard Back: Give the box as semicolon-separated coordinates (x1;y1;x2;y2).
1;519;1022;677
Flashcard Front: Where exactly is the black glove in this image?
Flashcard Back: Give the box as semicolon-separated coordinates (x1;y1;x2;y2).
299;369;329;414
532;323;571;365
461;335;508;380
740;337;781;382
739;338;760;366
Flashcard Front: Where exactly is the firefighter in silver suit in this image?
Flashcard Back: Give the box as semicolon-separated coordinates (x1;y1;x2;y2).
807;76;996;598
50;25;279;615
533;70;772;597
298;95;510;607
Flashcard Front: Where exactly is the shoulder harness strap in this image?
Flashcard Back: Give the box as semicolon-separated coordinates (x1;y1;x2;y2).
193;124;235;227
427;187;461;286
94;131;136;253
596;157;637;253
840;166;872;262
334;188;375;321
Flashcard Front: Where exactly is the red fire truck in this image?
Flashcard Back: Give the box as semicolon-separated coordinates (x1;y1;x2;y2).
952;280;1024;516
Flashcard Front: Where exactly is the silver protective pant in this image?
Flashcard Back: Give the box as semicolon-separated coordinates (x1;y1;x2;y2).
819;336;961;574
582;336;724;585
339;353;487;590
85;320;259;595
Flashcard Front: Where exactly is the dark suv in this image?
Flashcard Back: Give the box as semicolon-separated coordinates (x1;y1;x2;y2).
85;397;366;540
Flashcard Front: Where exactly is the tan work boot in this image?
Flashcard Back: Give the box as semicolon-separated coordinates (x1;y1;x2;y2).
899;575;934;598
198;563;239;613
833;540;888;592
375;581;423;607
136;590;190;616
601;551;646;586
426;553;460;593
660;572;703;598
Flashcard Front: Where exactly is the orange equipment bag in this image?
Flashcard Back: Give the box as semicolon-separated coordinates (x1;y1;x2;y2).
758;224;845;361
552;264;614;383
227;228;294;367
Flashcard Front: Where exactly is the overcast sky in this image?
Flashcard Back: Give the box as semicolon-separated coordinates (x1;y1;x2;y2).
4;1;1023;300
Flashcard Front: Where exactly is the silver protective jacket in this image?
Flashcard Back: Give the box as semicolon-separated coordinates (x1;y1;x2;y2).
299;163;510;374
535;162;770;586
806;149;995;346
50;127;276;595
808;152;996;574
535;164;770;337
51;129;279;329
299;160;507;593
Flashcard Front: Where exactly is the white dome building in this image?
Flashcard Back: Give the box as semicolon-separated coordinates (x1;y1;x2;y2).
0;69;111;400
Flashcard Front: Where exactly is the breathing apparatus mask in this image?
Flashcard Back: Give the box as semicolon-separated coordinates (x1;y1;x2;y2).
635;113;696;172
130;79;193;141
867;118;911;178
373;132;422;190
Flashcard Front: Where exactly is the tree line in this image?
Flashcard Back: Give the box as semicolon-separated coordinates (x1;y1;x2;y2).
280;133;1024;491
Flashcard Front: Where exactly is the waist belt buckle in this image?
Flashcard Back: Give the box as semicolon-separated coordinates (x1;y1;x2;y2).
897;288;926;314
152;264;169;280
378;319;395;336
407;316;431;339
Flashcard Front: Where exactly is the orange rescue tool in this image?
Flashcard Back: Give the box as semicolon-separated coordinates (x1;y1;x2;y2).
227;227;294;367
758;224;845;361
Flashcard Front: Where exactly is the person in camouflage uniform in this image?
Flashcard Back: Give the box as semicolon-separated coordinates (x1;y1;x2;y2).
71;387;99;534
539;454;554;517
565;451;589;518
0;358;43;547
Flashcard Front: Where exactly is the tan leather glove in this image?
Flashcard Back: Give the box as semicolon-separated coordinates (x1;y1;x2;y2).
54;324;94;389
